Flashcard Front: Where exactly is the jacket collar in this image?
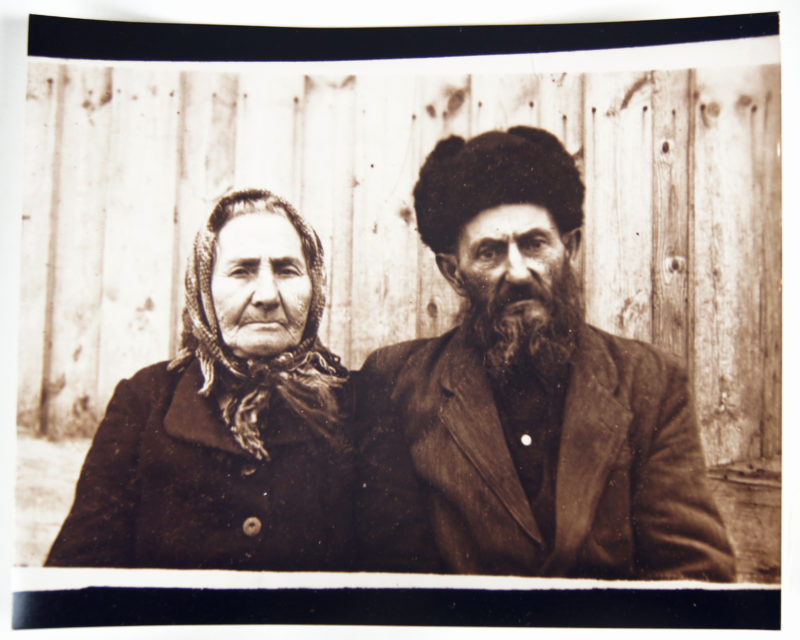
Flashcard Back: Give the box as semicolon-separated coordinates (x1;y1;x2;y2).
163;361;319;456
438;325;632;563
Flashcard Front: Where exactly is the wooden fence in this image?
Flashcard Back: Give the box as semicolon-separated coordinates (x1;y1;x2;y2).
18;61;780;467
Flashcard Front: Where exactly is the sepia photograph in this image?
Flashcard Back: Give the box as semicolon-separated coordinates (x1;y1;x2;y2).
6;5;789;632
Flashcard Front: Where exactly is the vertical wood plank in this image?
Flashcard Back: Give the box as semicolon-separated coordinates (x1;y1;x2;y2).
535;72;586;160
470;72;584;149
42;65;114;437
18;62;61;432
172;71;239;356
298;75;357;365
757;65;781;458
535;73;587;284
349;74;424;368
652;70;691;361
95;68;181;409
692;65;774;464
470;74;540;132
233;71;305;201
413;76;472;340
583;71;654;341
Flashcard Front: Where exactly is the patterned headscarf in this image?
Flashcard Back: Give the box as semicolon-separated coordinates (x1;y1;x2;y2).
169;189;348;460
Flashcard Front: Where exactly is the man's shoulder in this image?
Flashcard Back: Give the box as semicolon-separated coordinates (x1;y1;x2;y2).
581;324;687;393
585;324;679;360
358;329;457;378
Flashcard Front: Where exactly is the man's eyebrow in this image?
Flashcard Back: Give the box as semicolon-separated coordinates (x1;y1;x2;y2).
514;228;551;242
469;237;506;253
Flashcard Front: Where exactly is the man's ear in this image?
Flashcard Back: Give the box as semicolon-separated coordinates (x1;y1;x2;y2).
436;253;467;297
562;227;582;269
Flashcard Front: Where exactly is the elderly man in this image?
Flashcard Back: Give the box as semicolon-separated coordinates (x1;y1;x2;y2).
354;126;735;580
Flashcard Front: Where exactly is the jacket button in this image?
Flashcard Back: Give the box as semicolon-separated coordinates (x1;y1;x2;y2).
242;516;262;537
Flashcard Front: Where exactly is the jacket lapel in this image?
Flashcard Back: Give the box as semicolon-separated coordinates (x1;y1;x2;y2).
163;361;323;456
163;362;245;455
543;326;632;575
438;329;544;546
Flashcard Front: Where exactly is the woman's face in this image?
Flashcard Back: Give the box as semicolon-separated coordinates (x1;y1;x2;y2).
211;212;313;359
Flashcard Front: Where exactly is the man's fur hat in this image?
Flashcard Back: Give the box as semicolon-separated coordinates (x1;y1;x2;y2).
413;126;584;253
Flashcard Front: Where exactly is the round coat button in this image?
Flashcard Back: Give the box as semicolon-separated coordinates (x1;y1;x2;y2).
242;516;262;537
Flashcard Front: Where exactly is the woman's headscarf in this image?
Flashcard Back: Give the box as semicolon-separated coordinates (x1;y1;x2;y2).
169;189;348;460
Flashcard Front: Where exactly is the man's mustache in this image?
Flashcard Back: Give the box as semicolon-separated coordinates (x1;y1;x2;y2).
492;281;550;312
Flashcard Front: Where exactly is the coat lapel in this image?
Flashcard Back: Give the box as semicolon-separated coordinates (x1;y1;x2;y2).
543;326;633;575
438;329;544;546
163;361;324;456
163;362;245;455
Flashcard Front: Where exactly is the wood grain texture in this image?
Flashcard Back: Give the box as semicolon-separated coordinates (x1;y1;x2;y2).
299;74;357;364
96;68;180;406
692;66;772;464
412;76;471;341
535;72;586;159
349;75;422;368
17;63;781;469
756;66;781;458
651;70;691;361
171;71;240;352
470;73;539;132
233;71;304;201
17;62;60;430
41;65;114;437
583;71;654;341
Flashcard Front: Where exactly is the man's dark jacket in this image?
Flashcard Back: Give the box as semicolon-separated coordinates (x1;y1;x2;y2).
354;324;735;580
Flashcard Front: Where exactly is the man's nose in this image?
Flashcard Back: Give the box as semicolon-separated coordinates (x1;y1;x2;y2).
505;242;533;284
251;270;280;308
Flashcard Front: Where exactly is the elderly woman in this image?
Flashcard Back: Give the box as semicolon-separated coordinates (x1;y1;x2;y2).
46;189;353;570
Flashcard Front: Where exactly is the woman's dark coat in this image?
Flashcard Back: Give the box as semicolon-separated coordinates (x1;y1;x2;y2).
46;360;355;570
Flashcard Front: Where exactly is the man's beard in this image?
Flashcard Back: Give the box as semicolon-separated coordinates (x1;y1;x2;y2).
460;259;585;386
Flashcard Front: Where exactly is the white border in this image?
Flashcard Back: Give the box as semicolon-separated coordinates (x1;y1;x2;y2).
1;1;797;636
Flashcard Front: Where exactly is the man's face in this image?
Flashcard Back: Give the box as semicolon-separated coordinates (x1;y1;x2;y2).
438;203;582;380
211;212;312;359
451;203;575;321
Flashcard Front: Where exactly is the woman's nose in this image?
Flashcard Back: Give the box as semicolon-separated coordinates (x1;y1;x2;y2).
251;270;280;307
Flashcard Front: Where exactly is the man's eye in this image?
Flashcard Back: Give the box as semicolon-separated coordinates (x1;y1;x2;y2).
520;238;545;253
229;267;252;277
477;247;498;260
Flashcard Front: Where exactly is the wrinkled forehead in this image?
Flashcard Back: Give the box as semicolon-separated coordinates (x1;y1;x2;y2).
457;203;560;250
213;210;306;264
218;198;293;230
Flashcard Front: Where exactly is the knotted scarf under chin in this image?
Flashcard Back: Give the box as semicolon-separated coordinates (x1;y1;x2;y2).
213;346;348;462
